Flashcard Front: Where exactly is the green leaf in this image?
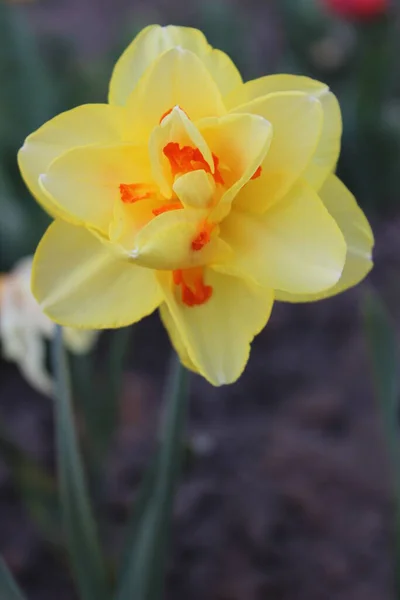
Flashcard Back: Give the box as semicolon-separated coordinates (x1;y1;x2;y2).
0;167;34;271
115;354;190;600
362;290;400;592
363;291;398;432
51;326;111;600
0;3;54;142
72;327;133;480
0;558;27;600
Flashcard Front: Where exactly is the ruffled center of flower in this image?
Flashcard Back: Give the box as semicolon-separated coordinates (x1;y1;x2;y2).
116;108;265;309
163;142;224;185
173;267;212;307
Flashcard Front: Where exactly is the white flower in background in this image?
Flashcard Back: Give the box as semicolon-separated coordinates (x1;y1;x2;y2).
0;256;98;396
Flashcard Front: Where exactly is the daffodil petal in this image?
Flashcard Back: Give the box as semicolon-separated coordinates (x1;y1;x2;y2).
158;269;274;386
226;73;330;110
275;175;374;302
173;170;216;209
198;112;273;220
126;48;226;142
159;303;198;373
18;104;128;219
39;144;152;233
109;24;242;106
227;75;342;191
149;105;213;198
232;91;323;212
32;220;162;328
109;197;165;250
218;180;346;294
131;209;232;270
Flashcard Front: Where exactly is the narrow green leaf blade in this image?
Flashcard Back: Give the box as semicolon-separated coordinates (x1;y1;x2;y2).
363;290;398;429
72;327;132;481
362;290;400;592
0;3;54;139
116;354;190;600
52;326;111;600
0;558;27;600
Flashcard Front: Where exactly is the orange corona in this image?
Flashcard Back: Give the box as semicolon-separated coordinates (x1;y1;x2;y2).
163;142;224;185
152;202;183;217
251;165;262;180
173;268;213;307
191;221;215;251
119;183;153;203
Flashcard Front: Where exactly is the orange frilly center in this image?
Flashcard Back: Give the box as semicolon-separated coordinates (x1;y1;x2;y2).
163;142;224;185
119;183;155;203
118;107;263;308
173;267;213;307
191;220;215;252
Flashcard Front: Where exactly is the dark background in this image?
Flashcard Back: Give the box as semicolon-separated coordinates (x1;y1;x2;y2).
1;0;399;598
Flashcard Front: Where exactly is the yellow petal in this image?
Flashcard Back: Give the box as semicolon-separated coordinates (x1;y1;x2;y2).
126;48;226;142
109;196;164;250
173;170;216;209
198;112;273;220
149;105;213;198
39;144;152;233
18;104;127;219
109;24;242;106
275;175;374;302
232;91;323;212
158;269;274;385
131;208;232;270
226;75;342;191
217;180;346;294
32;220;162;328
159;303;198;373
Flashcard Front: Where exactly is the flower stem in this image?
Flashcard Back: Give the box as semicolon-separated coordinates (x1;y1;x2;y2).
116;353;190;600
52;325;110;600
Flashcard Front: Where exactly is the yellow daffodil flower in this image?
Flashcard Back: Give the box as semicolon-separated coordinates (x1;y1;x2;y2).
18;25;374;386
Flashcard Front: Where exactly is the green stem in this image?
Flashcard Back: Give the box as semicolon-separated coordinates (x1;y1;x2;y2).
152;354;190;597
362;293;400;596
116;353;190;600
52;326;110;600
73;327;133;476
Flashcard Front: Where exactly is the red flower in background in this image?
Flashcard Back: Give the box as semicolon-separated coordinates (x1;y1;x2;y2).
324;0;388;19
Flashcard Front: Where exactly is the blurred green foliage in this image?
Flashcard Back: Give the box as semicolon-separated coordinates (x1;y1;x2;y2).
0;3;51;270
0;3;102;271
280;0;400;216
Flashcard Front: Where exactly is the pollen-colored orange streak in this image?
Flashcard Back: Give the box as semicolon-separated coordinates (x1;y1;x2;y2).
119;183;153;204
251;165;262;180
163;142;224;185
152;202;183;217
172;267;213;307
191;221;215;251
